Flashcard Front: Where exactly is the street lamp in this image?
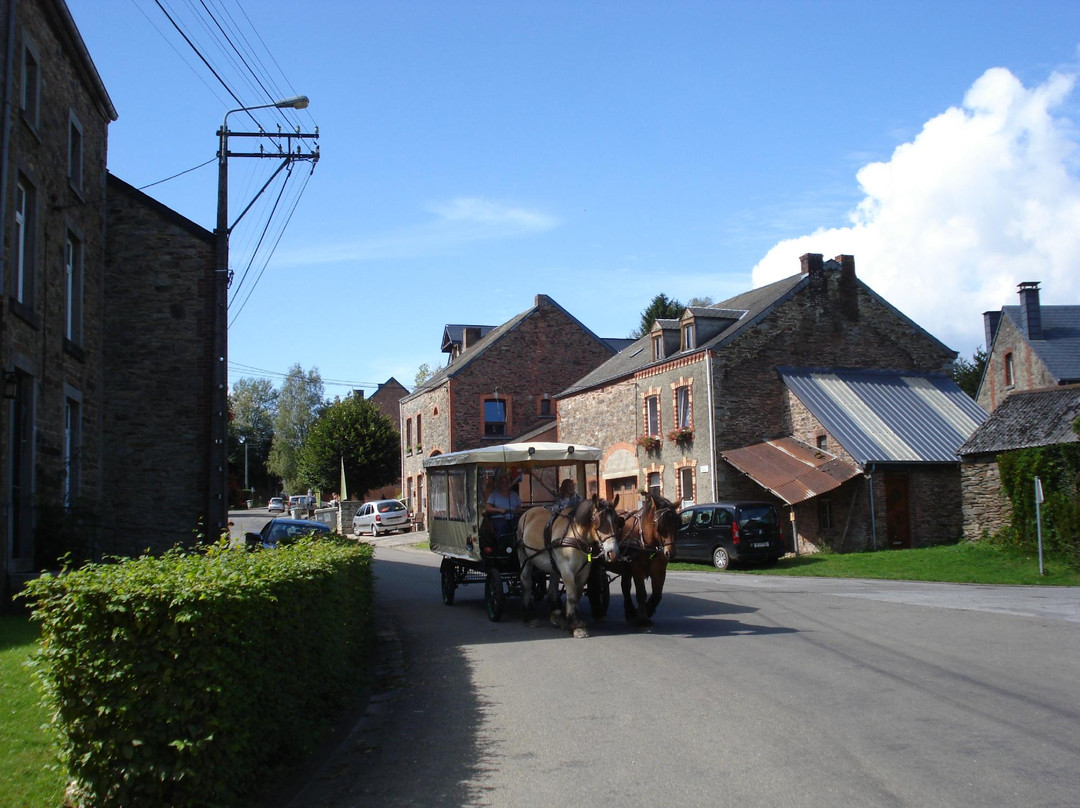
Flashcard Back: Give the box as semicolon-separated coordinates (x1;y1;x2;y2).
238;435;249;492
211;95;317;531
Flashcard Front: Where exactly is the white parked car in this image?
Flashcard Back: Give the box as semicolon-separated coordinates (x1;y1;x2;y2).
353;499;411;537
267;497;285;513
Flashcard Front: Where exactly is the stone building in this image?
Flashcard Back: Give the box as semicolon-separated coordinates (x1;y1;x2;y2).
558;254;986;552
355;377;409;503
101;175;215;556
1;0;116;595
976;281;1080;412
400;294;620;523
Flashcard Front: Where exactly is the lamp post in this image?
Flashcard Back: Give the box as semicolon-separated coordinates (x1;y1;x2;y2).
211;95;315;532
239;435;249;492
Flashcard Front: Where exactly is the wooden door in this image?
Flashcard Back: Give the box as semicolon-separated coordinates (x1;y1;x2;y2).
884;473;911;549
608;476;639;511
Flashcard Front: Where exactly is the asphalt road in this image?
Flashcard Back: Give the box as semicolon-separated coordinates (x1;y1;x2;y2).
278;544;1080;808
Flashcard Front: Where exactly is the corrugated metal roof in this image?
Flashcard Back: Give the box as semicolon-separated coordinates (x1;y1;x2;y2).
721;437;862;504
959;385;1080;455
779;368;988;464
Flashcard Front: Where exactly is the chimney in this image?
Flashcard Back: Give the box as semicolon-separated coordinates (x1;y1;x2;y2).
1018;281;1042;340
800;253;826;296
835;254;858;320
983;311;1002;350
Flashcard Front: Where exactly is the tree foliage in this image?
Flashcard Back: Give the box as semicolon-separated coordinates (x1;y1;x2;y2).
630;293;685;339
296;393;400;498
229;377;278;499
415;362;435;388
952;347;988;400
268;365;325;493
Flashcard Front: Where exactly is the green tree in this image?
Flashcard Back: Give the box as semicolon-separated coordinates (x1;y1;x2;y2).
952;347;988;400
687;296;714;308
296;393;400;498
268;365;325;494
229;378;278;501
415;362;435;388
630;293;685;339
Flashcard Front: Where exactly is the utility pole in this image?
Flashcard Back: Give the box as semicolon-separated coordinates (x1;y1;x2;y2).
211;97;318;534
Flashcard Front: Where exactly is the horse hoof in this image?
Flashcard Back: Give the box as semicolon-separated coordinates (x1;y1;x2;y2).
572;627;589;639
526;618;542;629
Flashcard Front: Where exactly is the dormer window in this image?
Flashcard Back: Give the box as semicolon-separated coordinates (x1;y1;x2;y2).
682;322;695;351
652;334;663;361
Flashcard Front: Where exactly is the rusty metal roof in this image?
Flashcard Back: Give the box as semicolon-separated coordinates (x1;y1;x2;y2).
721;437;862;505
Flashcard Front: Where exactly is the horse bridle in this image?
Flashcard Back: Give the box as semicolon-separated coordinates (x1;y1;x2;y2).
619;504;676;560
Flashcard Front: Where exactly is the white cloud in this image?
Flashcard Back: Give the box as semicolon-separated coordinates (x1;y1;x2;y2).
276;196;557;266
751;66;1080;357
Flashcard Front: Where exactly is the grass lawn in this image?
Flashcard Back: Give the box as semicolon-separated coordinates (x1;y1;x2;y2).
669;540;1080;586
0;616;65;808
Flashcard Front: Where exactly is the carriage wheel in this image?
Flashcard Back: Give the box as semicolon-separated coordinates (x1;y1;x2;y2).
440;558;457;606
485;568;505;622
531;571;548;602
588;567;610;618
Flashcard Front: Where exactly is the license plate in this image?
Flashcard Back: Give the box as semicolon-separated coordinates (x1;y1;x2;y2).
752;542;770;548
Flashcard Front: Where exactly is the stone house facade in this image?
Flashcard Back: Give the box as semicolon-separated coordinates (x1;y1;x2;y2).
1;0;116;595
101;174;215;557
977;281;1080;412
400;294;617;522
559;254;983;552
356;377;408;503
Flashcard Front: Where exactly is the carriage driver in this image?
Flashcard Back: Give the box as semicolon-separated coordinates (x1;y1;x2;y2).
485;473;522;539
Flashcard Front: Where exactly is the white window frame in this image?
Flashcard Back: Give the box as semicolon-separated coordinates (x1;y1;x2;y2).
64;230;84;343
645;394;660;437
68;113;84;193
676;385;691;429
15;176;34;305
21;42;40;129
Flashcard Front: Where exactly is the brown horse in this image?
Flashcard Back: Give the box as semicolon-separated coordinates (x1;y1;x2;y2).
611;492;680;628
517;496;620;638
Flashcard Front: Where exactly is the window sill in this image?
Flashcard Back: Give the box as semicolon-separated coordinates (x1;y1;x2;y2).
63;339;85;362
9;298;39;329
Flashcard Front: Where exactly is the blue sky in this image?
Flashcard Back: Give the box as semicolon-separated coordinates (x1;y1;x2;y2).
68;1;1080;397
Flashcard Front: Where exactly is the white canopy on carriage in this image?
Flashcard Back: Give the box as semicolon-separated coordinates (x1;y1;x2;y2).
423;442;602;469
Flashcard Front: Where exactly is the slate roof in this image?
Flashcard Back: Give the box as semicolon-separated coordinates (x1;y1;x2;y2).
1000;305;1080;382
559;273;805;395
721;437;862;505
779;367;988;465
958;385;1080;455
441;324;496;354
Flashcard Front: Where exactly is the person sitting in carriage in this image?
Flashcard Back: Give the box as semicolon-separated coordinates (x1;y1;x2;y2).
550;478;582;515
485;472;522;542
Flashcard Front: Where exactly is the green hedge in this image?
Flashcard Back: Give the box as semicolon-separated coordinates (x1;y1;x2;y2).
997;442;1080;568
21;536;375;807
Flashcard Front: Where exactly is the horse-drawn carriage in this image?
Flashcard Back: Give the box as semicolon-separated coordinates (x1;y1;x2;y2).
425;442;680;635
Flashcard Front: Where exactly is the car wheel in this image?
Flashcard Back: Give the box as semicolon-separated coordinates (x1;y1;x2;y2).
353;522;361;538
712;545;731;570
372;523;380;538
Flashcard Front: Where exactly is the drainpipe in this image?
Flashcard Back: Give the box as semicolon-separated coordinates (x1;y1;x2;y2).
705;349;717;501
866;465;877;551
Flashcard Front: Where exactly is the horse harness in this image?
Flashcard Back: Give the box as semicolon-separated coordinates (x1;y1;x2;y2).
618;505;676;562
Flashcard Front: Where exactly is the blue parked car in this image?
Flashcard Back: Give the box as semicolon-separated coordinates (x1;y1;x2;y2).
245;517;330;549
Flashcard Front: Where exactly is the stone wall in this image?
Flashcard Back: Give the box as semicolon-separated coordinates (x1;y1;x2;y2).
977;315;1056;412
102;176;215;556
960;456;1010;540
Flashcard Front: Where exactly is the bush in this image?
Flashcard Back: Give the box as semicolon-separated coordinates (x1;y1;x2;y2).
21;536;374;807
997;443;1080;568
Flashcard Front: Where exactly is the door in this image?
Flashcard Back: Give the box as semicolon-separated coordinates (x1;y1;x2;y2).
607;476;638;511
884;473;911;549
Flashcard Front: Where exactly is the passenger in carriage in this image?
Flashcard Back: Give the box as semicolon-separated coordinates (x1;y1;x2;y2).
485;473;522;539
550;478;582;514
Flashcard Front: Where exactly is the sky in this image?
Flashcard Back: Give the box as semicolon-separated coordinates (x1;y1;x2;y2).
66;1;1080;398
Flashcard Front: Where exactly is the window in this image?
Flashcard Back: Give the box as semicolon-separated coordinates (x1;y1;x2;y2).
539;396;551;416
816;434;827;450
1004;352;1014;387
21;44;39;128
68;114;84;192
405;418;413;453
64;398;81;506
682;323;694;351
484;398;506;436
675;385;691;429
14;177;35;305
645;394;660;436
416;413;422;446
678;466;694;507
65;231;83;343
652;334;663;361
818;497;833;530
647;471;661;498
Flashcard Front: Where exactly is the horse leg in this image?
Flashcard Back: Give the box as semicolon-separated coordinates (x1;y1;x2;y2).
645;559;667;618
620;563;636;622
520;557;540;627
632;565;651;628
560;554;590;638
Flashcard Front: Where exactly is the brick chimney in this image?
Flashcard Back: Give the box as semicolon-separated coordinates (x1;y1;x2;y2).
800;253;827;297
1018;282;1042;340
835;254;858;320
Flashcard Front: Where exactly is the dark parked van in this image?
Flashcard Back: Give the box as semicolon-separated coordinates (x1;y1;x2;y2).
678;501;785;569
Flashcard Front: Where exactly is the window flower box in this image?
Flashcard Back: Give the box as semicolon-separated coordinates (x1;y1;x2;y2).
636;433;662;452
667;427;694;446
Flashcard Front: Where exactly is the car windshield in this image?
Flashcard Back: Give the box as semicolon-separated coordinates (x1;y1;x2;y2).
738;505;778;526
378;501;405;513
